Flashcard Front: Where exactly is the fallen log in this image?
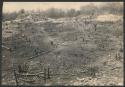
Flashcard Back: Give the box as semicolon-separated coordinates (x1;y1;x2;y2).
16;72;44;77
19;78;35;83
2;45;11;50
28;49;53;60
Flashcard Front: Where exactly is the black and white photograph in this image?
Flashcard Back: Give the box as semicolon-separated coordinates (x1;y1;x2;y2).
2;2;123;86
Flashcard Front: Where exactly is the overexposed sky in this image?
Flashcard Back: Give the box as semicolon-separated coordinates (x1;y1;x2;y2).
3;2;123;13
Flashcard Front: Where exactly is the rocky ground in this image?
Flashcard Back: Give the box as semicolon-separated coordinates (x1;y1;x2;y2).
2;14;123;86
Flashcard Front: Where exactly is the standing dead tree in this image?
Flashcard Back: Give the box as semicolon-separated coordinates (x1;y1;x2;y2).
115;51;122;62
18;62;29;73
93;23;97;31
13;69;19;86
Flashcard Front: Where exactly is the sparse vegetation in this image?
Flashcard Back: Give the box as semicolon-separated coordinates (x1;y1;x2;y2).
2;2;123;86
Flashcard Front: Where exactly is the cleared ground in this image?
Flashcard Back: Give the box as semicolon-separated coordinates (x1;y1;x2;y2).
2;14;123;86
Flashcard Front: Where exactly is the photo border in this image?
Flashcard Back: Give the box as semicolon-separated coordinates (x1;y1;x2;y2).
0;0;124;87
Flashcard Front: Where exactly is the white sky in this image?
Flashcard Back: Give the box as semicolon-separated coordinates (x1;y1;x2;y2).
3;2;123;13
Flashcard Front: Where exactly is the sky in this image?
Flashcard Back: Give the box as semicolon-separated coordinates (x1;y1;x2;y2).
3;2;123;13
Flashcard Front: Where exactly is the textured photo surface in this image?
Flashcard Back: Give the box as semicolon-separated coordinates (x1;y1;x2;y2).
2;2;123;86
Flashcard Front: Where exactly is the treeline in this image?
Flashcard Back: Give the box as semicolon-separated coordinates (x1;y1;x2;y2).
2;9;26;21
2;3;123;21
